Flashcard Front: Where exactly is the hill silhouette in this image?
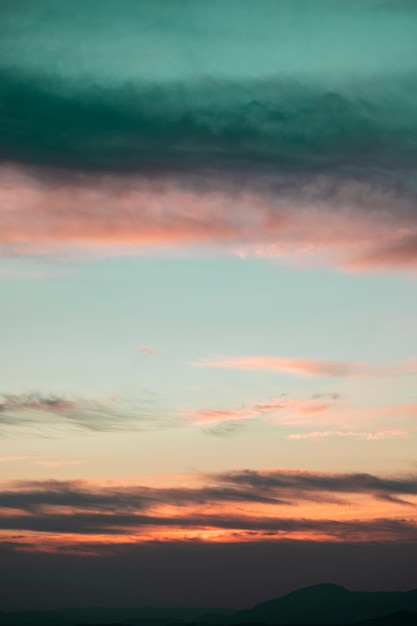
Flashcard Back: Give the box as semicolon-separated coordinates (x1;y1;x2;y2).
355;611;417;626
231;584;417;624
1;584;417;626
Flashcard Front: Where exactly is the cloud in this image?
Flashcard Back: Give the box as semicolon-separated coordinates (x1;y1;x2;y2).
0;392;166;436
1;469;416;539
0;2;417;271
183;395;417;435
286;430;409;441
0;477;286;514
2;67;417;176
1;164;417;273
184;396;336;428
0;510;415;543
194;356;417;377
7;389;410;438
348;234;417;271
0;393;77;413
139;346;156;356
211;468;417;503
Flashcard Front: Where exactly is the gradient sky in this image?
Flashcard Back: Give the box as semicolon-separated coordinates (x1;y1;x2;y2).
0;0;417;610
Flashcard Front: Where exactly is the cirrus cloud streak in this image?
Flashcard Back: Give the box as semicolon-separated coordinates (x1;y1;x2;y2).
194;356;417;378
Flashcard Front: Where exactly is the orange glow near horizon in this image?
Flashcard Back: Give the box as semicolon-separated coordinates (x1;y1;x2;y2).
1;471;416;553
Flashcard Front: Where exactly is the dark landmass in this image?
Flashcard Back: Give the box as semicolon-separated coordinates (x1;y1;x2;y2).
356;611;417;625
231;584;417;624
0;608;233;626
1;585;417;626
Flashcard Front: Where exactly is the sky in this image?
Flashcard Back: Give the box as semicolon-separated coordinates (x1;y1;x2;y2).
0;0;417;610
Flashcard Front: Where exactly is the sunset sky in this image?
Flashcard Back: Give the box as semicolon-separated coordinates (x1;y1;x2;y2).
1;0;417;609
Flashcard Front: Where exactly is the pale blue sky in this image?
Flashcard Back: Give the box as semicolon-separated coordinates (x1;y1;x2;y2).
1;256;417;485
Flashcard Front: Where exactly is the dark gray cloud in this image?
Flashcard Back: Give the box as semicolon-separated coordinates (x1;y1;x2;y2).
1;469;416;521
0;479;287;514
213;469;417;503
0;510;415;542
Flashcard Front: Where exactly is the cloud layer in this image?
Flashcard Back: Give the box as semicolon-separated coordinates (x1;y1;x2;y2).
1;469;416;547
1;0;417;270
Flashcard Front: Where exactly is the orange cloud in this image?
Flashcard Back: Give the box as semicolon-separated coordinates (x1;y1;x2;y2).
1;470;417;549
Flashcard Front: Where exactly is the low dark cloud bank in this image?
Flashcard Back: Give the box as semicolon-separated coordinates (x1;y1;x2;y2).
1;540;416;610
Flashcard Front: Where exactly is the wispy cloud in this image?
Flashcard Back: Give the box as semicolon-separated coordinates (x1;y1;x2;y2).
0;392;167;436
6;390;411;438
183;393;417;436
286;430;409;441
194;356;417;378
184;396;336;428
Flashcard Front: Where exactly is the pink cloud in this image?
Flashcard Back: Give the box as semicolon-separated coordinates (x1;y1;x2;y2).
184;397;336;426
139;346;156;356
348;234;417;272
184;407;262;425
184;396;417;436
1;165;417;272
194;356;417;378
